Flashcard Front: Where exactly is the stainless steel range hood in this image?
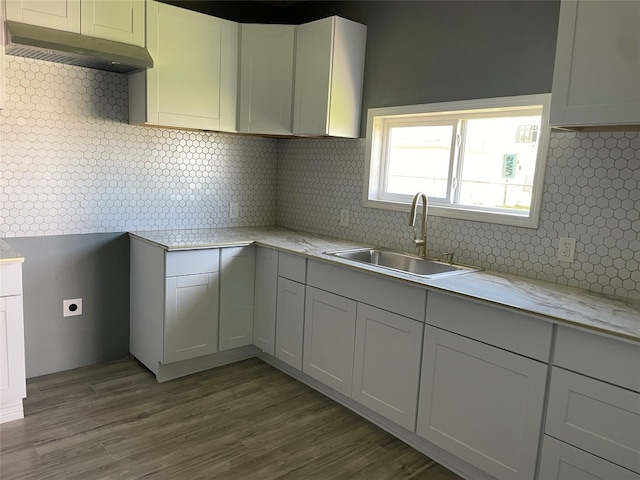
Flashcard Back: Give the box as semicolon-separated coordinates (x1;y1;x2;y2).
5;21;153;74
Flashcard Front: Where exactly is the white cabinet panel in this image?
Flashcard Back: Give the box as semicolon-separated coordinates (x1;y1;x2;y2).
303;286;356;396
6;0;81;32
129;0;238;132
275;277;305;370
238;24;295;135
417;325;547;480
352;304;423;430
278;252;306;284
253;247;278;355
545;367;640;474
539;436;640;480
293;16;366;138
80;0;144;46
219;246;255;351
164;272;219;363
550;0;640;127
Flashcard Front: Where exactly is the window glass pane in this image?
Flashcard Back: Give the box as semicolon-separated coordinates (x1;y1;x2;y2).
385;125;454;198
459;116;541;212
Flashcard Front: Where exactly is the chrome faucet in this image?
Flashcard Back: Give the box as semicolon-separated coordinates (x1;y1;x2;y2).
409;192;428;258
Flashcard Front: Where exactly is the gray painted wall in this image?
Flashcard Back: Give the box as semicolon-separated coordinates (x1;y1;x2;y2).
5;234;130;377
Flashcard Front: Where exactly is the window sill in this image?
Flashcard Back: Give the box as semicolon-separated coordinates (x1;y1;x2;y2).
362;198;540;229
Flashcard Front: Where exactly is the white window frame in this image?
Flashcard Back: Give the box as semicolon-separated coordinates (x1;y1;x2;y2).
363;94;552;228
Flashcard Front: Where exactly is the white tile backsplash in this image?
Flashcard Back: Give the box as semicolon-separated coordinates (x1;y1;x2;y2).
276;134;640;301
1;57;277;236
2;56;639;300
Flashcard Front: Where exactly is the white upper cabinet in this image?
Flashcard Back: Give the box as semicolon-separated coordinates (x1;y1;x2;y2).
80;0;145;46
550;0;640;128
6;0;81;32
293;16;366;138
6;0;144;46
238;24;295;135
129;0;238;132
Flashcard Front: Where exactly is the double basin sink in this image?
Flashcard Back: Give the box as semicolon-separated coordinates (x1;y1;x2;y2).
325;248;480;279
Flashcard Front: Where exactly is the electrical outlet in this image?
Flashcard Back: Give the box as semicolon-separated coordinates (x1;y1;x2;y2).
229;202;239;219
557;237;576;263
63;298;83;317
340;209;349;227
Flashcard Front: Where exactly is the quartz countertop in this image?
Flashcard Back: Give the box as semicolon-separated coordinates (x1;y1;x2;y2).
0;239;24;264
129;226;640;343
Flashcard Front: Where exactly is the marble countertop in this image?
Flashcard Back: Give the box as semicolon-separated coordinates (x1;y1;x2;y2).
0;239;24;263
130;226;640;343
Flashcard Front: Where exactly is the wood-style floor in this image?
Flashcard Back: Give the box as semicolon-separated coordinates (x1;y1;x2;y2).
0;357;463;479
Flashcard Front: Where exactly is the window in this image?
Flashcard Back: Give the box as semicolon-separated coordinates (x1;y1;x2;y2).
364;94;551;228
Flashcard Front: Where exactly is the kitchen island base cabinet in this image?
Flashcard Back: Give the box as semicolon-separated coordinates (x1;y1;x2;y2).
219;246;255;351
352;304;423;431
417;325;547;480
539;436;640;480
303;287;356;397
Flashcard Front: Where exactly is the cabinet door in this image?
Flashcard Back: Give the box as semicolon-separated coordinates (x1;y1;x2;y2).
130;0;238;131
352;304;423;431
293;16;366;138
219;246;255;351
238;24;295;135
253;247;278;355
539;436;640;480
550;0;640;127
80;0;144;47
275;277;305;370
545;367;640;474
303;286;356;396
417;325;547;480
0;296;26;409
164;272;219;364
5;0;81;32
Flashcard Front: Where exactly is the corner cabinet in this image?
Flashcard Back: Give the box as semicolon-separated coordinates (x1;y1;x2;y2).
0;260;26;424
238;24;295;135
129;0;238;132
550;0;640;128
5;0;144;46
293;16;367;138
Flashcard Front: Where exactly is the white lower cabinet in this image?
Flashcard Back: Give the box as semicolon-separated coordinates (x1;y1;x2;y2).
253;247;278;355
0;261;26;424
417;325;547;480
352;304;423;430
164;271;219;363
219;246;256;351
275;277;305;370
539;436;640;480
303;286;356;396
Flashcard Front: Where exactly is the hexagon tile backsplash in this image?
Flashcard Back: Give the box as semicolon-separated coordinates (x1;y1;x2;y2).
1;57;277;236
276;134;640;301
2;56;639;300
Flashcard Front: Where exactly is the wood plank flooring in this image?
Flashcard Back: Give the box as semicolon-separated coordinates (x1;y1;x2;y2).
0;358;463;479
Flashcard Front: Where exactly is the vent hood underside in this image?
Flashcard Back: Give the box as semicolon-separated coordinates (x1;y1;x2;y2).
5;21;153;74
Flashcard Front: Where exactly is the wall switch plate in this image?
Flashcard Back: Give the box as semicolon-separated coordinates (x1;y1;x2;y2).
229;202;239;219
340;209;349;227
63;298;82;317
557;237;576;263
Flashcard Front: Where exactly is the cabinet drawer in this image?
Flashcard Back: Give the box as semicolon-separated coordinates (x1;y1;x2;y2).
307;260;426;321
426;291;552;362
0;262;22;297
539;436;640;480
278;252;306;283
546;367;640;474
555;326;640;393
166;249;219;277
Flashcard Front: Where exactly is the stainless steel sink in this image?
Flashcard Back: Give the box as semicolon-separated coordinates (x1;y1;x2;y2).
325;248;480;278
